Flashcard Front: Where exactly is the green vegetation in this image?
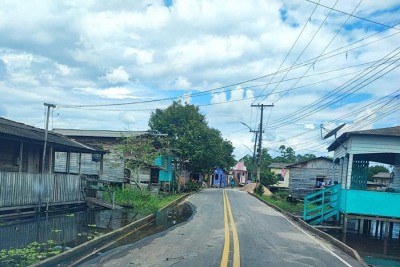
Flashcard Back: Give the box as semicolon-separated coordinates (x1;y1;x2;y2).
0;240;61;267
368;165;389;181
253;184;264;196
149;101;236;173
259;192;304;213
103;187;183;214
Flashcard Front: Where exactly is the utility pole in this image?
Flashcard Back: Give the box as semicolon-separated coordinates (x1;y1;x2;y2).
39;103;56;212
251;104;273;189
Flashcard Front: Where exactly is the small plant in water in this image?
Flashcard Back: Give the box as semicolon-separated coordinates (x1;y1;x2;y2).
0;240;61;267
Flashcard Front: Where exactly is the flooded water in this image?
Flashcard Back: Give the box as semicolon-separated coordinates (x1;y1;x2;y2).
0;207;144;251
0;203;193;266
325;220;400;266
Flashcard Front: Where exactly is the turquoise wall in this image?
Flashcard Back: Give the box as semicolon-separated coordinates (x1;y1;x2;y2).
340;189;400;217
155;156;173;182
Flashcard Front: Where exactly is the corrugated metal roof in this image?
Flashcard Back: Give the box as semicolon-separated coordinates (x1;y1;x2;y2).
268;163;292;168
0;117;103;153
53;129;151;138
327;126;400;151
286;157;332;168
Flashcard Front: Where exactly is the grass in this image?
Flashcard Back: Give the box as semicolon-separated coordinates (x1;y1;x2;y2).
259;195;305;214
103;187;183;215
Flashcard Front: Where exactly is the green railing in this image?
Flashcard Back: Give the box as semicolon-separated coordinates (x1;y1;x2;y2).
303;184;341;225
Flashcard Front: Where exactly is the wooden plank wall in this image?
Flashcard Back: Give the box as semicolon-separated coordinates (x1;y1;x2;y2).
0;172;82;209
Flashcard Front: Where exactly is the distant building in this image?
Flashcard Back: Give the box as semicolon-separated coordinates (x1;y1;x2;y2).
229;161;248;186
268;163;292;189
371;172;391;186
287;157;337;199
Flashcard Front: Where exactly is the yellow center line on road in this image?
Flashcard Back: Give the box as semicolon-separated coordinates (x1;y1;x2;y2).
220;189;240;267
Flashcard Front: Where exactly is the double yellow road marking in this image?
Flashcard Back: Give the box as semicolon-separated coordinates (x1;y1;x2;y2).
221;189;240;267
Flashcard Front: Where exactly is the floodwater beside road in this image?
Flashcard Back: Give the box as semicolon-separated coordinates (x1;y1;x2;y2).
324;220;400;266
0;203;193;266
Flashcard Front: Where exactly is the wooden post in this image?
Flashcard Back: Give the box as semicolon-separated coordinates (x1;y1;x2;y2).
19;141;23;173
342;214;348;234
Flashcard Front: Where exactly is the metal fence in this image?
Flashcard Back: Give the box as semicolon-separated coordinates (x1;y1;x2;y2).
0;171;83;209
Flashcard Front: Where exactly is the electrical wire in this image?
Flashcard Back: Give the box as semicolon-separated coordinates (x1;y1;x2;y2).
265;48;400;129
253;0;320;102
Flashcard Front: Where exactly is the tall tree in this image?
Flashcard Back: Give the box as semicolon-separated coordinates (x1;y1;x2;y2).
149;101;235;173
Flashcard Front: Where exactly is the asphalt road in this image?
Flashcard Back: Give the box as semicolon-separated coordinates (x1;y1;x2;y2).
81;188;365;267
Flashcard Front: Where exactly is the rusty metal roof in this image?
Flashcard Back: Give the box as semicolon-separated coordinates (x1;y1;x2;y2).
0;117;104;153
327;126;400;151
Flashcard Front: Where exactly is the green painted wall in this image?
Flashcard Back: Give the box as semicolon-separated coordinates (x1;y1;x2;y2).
155;155;174;182
340;189;400;217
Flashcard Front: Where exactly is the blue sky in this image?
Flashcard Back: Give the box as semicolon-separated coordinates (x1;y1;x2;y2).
0;0;399;159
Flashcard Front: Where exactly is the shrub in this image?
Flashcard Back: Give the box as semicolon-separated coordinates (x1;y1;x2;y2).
253;184;264;196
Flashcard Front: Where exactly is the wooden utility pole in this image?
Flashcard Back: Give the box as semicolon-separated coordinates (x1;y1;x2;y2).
39;103;56;212
251;104;273;189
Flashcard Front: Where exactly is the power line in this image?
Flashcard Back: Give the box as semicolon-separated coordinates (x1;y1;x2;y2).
260;0;339;103
270;0;362;104
57;29;400;109
254;0;320;102
305;0;400;31
265;48;400;129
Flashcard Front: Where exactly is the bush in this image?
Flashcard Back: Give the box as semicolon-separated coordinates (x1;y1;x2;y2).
253;184;264;196
186;181;200;192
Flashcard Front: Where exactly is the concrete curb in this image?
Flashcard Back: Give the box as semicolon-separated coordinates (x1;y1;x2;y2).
248;192;369;267
30;193;191;267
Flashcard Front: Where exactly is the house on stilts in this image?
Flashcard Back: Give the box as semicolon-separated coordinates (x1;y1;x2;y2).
0;117;105;217
303;126;400;238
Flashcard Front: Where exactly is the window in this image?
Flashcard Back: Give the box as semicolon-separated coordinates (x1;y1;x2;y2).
215;174;219;180
54;152;67;173
276;174;284;181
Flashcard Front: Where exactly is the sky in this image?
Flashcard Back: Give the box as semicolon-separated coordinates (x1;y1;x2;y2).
0;0;399;160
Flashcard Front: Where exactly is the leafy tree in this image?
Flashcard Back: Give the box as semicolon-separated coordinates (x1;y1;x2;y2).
368;165;389;181
295;153;316;162
149;101;235;173
115;134;167;191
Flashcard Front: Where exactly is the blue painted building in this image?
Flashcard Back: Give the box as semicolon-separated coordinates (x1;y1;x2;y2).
212;168;227;188
154;155;174;182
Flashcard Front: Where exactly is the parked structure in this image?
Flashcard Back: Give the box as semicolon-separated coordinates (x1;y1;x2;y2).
269;163;292;189
229;161;248;186
303;126;400;233
0;118;104;215
287;157;336;199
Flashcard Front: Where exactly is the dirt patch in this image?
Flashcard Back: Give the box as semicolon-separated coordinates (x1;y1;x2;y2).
240;182;272;196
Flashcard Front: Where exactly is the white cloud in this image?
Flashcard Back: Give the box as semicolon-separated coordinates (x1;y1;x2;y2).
103;66;130;84
172;76;191;89
0;0;398;159
74;86;138;99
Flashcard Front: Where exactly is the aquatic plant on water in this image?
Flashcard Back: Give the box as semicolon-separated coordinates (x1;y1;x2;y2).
0;240;61;267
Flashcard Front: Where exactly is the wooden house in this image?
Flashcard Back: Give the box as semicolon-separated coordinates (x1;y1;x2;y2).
328;126;400;218
0;117;104;215
53;129;170;188
287;157;337;199
372;172;392;186
303;126;400;230
229;161;248;186
268;163;292;189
